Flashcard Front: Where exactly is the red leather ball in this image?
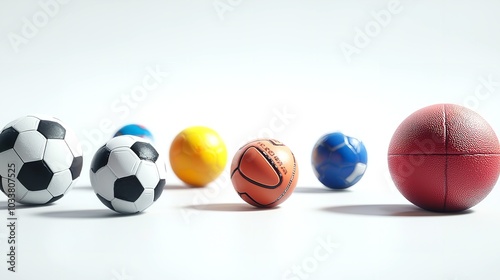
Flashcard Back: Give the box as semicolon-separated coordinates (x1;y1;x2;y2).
388;104;500;212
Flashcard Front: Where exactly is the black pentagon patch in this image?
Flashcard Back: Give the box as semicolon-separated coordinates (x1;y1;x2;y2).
0;178;5;195
70;156;83;179
0;127;19;153
114;176;144;202
18;161;53;191
37;120;66;139
90;146;110;173
131;142;159;162
153;179;165;202
96;193;115;211
46;194;64;204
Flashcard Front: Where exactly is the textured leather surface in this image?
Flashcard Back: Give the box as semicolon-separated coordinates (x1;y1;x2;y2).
445;104;500;154
446;155;500;211
388;104;446;155
388;104;500;212
388;155;447;212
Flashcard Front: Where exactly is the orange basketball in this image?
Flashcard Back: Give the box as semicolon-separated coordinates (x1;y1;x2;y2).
230;139;299;208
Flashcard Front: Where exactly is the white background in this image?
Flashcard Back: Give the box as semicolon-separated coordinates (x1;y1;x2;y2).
1;0;500;279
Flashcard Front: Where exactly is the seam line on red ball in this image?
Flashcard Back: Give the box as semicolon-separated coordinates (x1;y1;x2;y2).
443;104;449;211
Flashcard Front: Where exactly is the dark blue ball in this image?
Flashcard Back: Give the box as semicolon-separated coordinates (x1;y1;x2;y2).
311;132;367;189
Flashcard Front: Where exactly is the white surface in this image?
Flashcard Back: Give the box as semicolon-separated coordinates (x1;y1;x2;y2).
1;0;500;279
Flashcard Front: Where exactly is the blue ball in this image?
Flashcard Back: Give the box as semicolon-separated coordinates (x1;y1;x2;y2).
311;132;367;189
114;124;154;142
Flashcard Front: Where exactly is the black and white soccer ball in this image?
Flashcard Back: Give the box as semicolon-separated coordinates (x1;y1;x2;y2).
0;115;83;204
90;135;166;214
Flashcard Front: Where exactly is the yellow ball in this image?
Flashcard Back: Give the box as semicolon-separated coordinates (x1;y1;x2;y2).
169;126;227;187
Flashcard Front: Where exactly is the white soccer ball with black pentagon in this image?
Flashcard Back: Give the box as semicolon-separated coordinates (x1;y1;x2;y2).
90;135;166;214
0;115;83;204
